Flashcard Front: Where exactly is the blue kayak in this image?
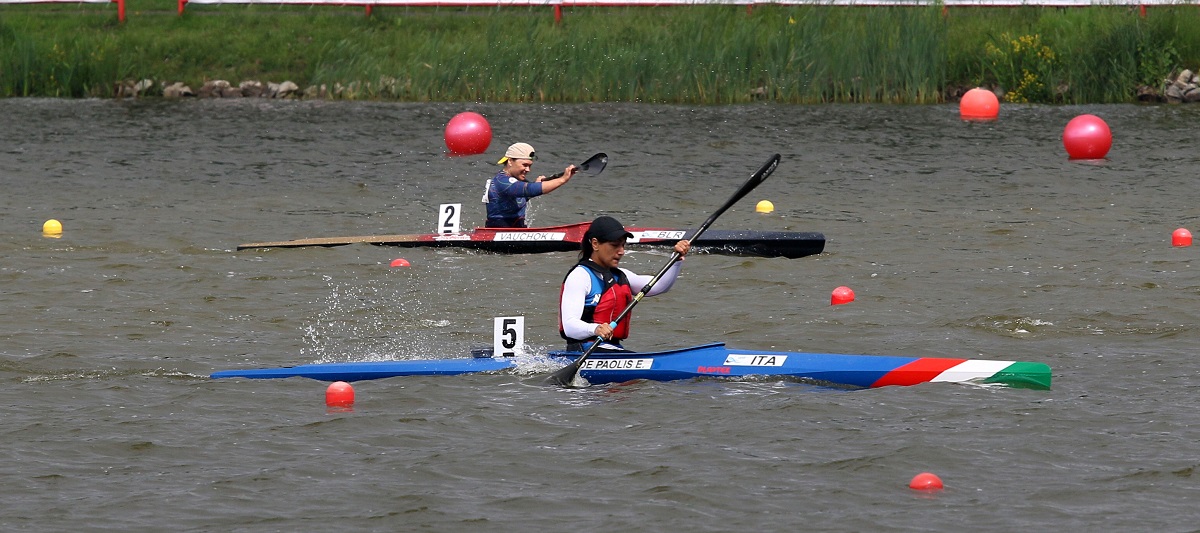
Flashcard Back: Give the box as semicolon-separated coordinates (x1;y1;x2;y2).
210;343;1051;390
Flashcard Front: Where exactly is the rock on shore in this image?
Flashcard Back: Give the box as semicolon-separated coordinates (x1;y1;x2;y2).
120;72;1200;103
119;79;303;99
1164;69;1200;104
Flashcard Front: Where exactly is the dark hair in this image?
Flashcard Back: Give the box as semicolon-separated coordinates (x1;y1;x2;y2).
579;233;597;261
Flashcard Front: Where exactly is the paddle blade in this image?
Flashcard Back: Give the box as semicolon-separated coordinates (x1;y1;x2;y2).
545;342;598;387
548;153;607;179
544;359;585;387
725;154;779;214
578;152;608;175
688;153;781;240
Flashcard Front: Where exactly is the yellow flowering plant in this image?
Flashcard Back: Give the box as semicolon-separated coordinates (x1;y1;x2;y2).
984;32;1060;103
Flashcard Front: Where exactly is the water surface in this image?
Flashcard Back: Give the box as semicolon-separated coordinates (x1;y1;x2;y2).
2;99;1199;531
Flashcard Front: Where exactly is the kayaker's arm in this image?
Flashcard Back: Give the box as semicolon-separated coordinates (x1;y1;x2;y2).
534;164;577;194
627;240;690;296
560;267;605;340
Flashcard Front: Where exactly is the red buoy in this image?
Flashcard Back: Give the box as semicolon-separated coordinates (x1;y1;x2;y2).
326;381;355;408
444;111;492;156
831;286;855;306
1173;228;1192;247
959;88;999;121
909;472;944;491
1062;114;1112;160
389;258;411;268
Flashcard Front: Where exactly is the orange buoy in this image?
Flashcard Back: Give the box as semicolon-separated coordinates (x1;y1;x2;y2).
444;112;492;156
959;88;999;121
1063;114;1112;160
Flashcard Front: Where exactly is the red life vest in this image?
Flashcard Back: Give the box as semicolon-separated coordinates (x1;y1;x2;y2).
559;261;634;342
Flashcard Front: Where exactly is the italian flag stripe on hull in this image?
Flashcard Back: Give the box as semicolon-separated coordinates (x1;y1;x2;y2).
873;358;1052;390
871;358;967;387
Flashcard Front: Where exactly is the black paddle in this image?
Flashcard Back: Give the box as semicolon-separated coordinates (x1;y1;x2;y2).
545;153;782;387
547;152;608;180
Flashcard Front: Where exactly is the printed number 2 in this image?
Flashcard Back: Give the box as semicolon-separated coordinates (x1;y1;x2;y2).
493;316;524;358
439;203;462;234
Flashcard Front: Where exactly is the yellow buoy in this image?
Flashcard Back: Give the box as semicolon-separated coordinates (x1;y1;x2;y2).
42;219;63;236
755;200;774;214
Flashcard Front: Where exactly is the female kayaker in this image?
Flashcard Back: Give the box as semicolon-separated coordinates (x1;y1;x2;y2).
559;216;690;352
482;142;578;228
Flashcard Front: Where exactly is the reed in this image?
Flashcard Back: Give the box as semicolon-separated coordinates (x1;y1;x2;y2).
2;3;1199;103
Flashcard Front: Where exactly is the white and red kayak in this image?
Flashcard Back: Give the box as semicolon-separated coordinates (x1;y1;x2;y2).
237;222;825;259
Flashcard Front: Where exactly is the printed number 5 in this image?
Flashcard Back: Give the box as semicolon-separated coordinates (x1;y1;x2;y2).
493;316;524;358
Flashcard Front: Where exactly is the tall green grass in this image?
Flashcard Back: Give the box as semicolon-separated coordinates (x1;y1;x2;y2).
1;3;1199;103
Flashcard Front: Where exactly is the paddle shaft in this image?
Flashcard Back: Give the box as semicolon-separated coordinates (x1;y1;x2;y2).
545;154;781;387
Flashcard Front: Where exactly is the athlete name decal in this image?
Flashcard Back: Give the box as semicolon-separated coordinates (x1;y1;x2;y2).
723;354;788;367
493;232;567;242
580;358;653;370
629;230;687;243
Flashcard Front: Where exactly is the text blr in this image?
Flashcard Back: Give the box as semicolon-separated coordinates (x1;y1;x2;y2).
629;230;686;243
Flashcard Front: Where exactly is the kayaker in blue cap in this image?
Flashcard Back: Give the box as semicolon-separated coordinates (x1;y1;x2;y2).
482;142;577;228
559;216;690;352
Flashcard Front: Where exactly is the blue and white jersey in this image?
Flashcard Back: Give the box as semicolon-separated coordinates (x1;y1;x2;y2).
483;171;544;227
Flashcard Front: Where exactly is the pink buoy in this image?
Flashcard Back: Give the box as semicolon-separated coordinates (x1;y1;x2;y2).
1062;114;1112;160
1173;228;1192;247
959;88;999;121
444;112;492;156
831;286;855;306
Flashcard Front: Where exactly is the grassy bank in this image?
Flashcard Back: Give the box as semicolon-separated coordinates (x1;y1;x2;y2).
1;2;1198;103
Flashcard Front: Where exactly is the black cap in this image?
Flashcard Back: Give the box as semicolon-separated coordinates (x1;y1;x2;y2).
587;216;633;242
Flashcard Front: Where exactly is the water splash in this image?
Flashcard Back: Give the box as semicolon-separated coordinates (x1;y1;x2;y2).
301;273;440;363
